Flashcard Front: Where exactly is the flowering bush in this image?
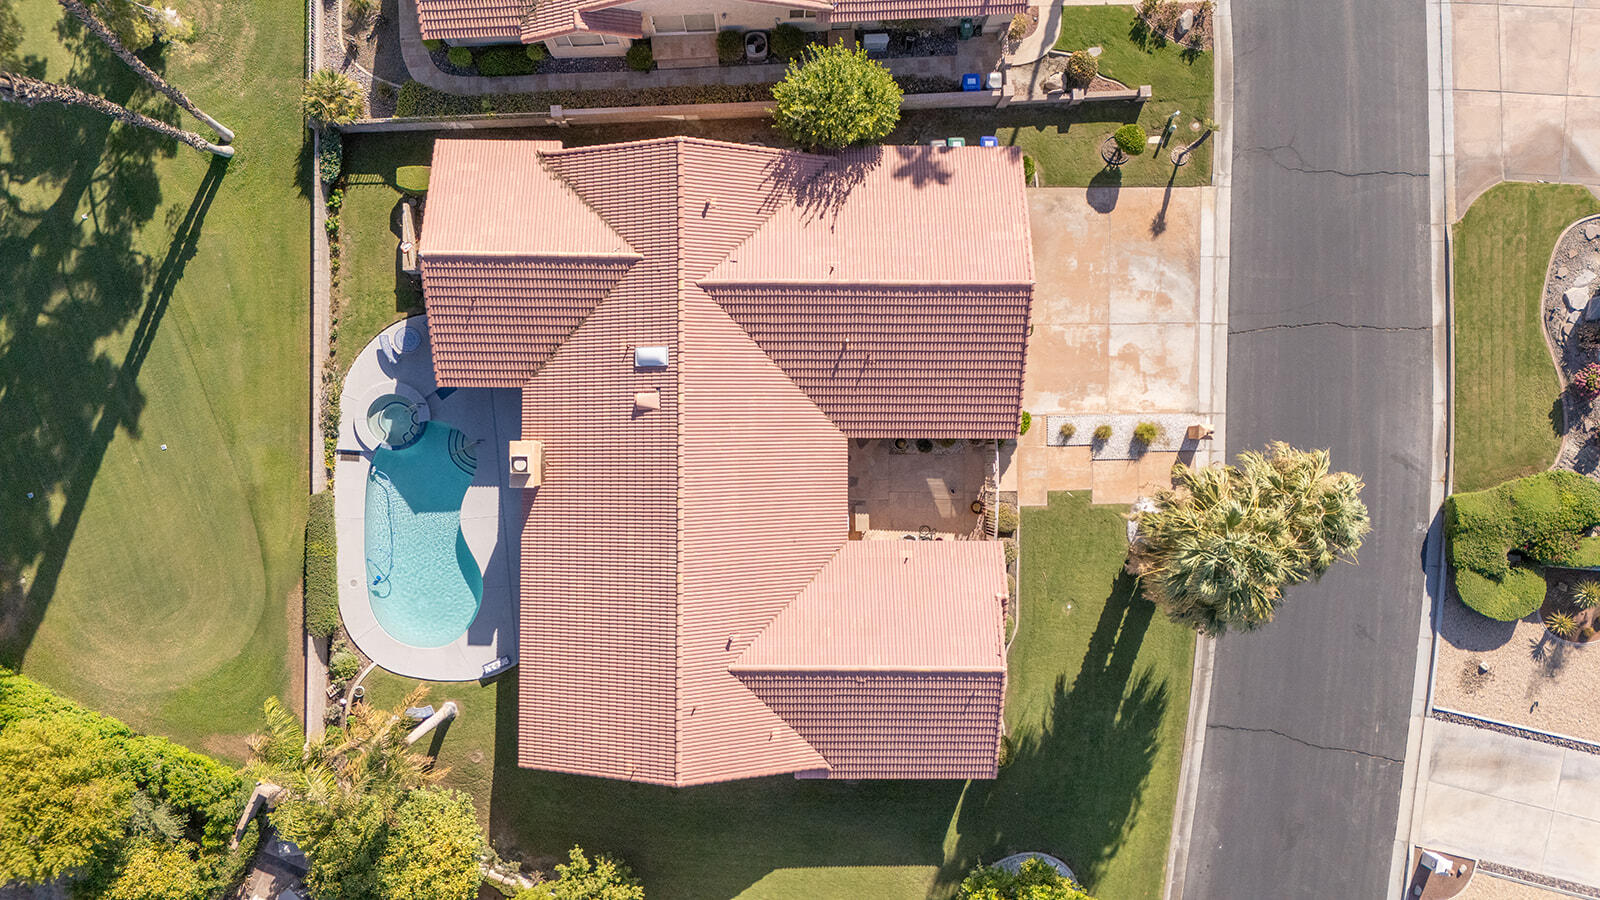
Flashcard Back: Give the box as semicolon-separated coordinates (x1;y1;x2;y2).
1575;363;1600;398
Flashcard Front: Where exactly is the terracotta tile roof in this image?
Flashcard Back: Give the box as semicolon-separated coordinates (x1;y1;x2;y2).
519;0;631;41
827;0;1028;23
416;0;525;42
420;137;1031;785
573;7;644;37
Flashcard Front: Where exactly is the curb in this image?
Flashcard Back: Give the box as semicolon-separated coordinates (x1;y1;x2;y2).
1159;0;1231;896
1392;0;1455;895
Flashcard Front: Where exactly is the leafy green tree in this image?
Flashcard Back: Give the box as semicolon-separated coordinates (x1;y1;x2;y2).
276;793;388;900
772;43;902;149
106;842;210;900
1127;442;1371;634
301;70;366;126
959;858;1094;900
378;788;485;900
517;846;644;900
0;717;134;884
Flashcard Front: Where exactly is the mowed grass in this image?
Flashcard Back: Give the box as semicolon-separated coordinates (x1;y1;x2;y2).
1453;183;1600;492
0;0;308;758
362;491;1193;900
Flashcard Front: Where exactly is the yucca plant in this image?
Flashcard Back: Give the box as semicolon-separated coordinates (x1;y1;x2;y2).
1546;611;1579;639
1572;579;1600;610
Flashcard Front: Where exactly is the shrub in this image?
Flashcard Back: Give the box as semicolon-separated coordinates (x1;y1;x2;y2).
446;46;474;67
1574;362;1600;398
1573;579;1600;609
959;858;1095;899
301;70;366;125
773;44;901;149
1114;123;1149;156
423;38;444;51
393;79;779;117
1546;611;1579;639
395;165;430;194
304;492;340;639
1059;422;1075;441
996;503;1018;536
1002;538;1017;567
1022;154;1036;184
347;0;377;20
476;44;537;76
1445;470;1600;619
1093;424;1113;442
625;40;654;71
769;23;809;61
1019;410;1032;435
328;647;360;684
1007;13;1029;40
1133;422;1162;445
318;130;342;183
916;438;933;453
1067;49;1098;85
717;29;745;64
527;43;548;62
515;846;642;900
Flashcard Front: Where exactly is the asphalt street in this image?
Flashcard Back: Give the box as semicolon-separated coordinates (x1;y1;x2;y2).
1181;1;1435;897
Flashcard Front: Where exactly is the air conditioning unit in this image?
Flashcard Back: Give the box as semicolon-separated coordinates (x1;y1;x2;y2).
508;440;543;486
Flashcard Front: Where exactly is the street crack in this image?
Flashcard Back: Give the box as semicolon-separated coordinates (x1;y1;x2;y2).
1241;143;1426;180
1207;722;1403;764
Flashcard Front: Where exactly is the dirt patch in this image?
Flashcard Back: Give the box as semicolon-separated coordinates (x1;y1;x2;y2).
1537;567;1600;642
1136;1;1214;52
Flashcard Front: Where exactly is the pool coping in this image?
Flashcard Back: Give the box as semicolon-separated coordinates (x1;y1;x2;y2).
334;316;520;682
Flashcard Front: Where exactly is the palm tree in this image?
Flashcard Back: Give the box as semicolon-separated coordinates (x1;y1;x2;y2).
0;69;233;157
301;69;365;127
247;689;440;804
1172;116;1220;167
57;0;234;142
1128;442;1370;634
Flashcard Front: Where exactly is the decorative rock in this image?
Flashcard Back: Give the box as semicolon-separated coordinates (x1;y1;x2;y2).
1558;264;1570;278
1570;248;1581;259
1042;72;1064;92
1586;295;1600;321
1087;45;1102;57
1566;286;1592;310
1585;222;1600;240
1177;8;1195;33
1576;269;1597;288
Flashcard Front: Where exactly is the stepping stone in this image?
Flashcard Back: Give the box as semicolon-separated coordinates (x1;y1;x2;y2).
1558;265;1570;278
1586;222;1600;240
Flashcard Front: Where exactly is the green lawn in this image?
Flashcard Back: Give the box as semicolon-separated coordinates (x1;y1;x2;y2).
0;0;308;759
1453;183;1600;492
362;492;1193;900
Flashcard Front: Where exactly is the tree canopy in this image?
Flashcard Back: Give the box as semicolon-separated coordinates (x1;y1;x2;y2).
378;788;485;900
517;845;645;900
771;43;902;149
0;717;135;884
105;842;211;900
959;858;1095;900
1127;442;1370;633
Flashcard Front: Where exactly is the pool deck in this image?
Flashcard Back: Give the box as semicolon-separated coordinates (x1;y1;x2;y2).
334;316;520;681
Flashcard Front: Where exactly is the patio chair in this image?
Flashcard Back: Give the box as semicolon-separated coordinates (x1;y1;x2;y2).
378;332;398;364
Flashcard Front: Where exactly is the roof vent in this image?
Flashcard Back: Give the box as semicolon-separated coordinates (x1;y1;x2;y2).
634;390;661;412
634;346;669;368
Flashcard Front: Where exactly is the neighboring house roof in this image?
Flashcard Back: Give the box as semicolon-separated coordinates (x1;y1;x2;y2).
419;137;1030;786
827;0;1027;23
415;0;525;42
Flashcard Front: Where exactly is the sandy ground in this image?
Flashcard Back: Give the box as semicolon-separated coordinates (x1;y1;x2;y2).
1461;872;1581;899
1434;597;1600;742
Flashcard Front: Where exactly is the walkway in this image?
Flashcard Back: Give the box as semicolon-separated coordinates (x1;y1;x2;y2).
1451;0;1600;216
1417;720;1600;888
396;0;1003;95
1003;0;1064;66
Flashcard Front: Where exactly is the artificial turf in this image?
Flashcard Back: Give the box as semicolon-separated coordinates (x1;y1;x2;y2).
1452;182;1600;492
0;0;309;759
362;491;1193;899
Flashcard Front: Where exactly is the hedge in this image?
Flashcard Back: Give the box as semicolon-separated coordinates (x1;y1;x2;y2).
318;130;342;183
304;490;340;639
391;75;962;119
476;44;538;77
1445;470;1600;620
717;29;744;64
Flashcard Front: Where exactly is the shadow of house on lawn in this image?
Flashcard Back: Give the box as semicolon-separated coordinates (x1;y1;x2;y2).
0;12;229;664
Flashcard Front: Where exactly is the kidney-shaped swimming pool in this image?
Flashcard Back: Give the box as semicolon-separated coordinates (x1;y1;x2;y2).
364;421;482;648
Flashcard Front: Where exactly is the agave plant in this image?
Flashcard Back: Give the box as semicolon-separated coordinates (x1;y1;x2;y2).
1546;611;1579;639
1572;579;1600;610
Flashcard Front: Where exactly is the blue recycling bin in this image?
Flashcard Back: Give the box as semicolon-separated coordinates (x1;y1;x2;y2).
961;73;981;91
979;135;999;147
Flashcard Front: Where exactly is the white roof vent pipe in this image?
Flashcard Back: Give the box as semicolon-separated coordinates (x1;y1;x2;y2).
634;346;669;368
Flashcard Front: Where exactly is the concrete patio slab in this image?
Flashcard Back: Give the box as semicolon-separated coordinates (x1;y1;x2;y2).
1501;93;1568;180
1499;6;1572;94
1453;2;1501;91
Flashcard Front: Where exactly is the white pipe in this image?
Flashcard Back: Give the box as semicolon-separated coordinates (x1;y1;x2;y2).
405;701;458;745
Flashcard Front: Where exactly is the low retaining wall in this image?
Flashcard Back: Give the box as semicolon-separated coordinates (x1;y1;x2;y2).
341;84;1150;132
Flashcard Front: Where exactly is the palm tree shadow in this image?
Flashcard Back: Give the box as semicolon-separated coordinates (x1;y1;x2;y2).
935;572;1169;894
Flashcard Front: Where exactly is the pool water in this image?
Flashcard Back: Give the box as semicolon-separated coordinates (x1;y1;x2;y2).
365;423;482;648
367;393;424;448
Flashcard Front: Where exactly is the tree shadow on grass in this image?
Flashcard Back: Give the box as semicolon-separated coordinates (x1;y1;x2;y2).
0;10;229;663
934;572;1167;895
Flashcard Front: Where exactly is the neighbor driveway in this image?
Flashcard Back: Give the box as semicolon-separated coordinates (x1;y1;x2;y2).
1452;0;1600;214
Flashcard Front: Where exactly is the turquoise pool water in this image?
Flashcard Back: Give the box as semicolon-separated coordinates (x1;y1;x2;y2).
365;423;482;648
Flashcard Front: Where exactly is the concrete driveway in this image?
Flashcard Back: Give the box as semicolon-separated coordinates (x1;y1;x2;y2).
1452;0;1600;214
1010;186;1223;505
1418;720;1600;888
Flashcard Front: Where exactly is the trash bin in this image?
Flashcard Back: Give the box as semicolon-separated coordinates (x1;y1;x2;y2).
961;72;981;91
959;17;974;39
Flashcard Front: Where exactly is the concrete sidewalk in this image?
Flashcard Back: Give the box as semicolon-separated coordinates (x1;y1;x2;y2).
1417;720;1600;888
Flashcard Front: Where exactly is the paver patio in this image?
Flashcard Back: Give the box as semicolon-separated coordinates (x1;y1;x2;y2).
1451;0;1600;214
1010;186;1218;506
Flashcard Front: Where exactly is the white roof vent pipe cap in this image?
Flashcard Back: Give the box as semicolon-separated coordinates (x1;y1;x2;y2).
634;346;669;368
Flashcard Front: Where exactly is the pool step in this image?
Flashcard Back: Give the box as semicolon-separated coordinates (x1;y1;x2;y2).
446;430;478;477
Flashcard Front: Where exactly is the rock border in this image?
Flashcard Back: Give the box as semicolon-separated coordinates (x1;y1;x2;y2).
1538;214;1600;475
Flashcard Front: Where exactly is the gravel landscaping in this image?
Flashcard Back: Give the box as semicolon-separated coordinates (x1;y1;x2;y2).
1433;594;1600;743
1539;214;1600;475
1470;864;1600;899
